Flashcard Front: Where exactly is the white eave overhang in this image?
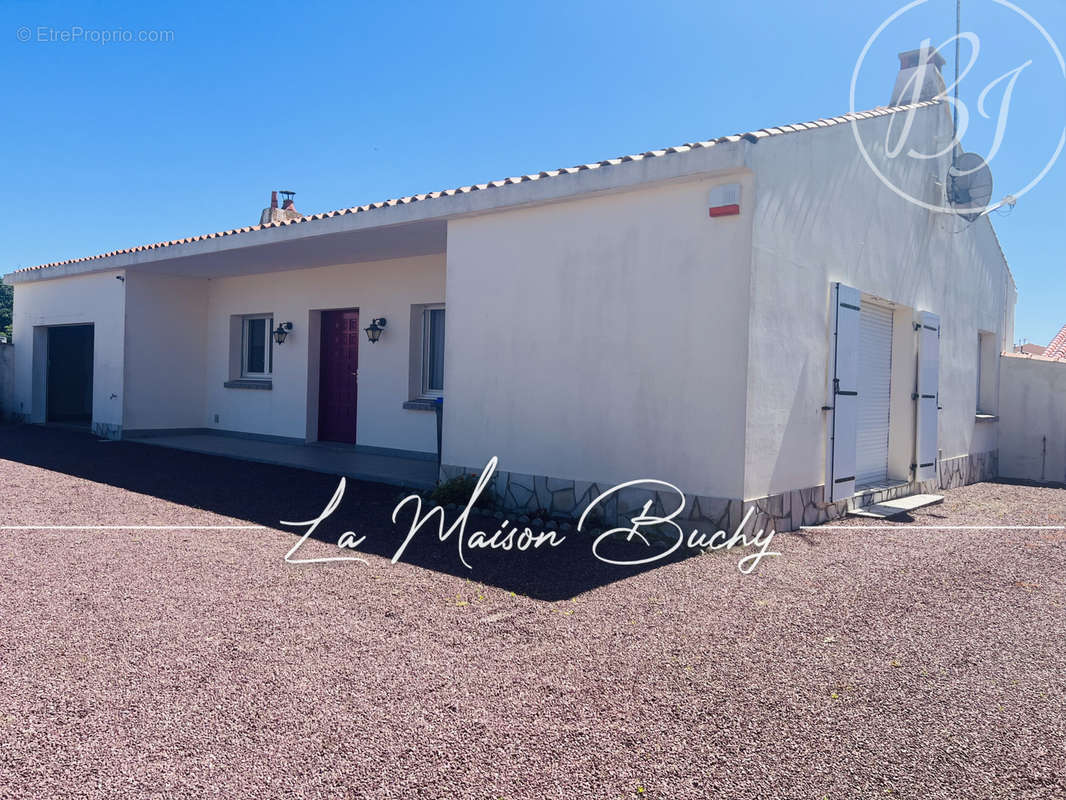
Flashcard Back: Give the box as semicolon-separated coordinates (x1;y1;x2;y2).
4;139;752;284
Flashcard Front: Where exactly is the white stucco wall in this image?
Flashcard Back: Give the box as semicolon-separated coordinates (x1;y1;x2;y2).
444;175;755;500
11;270;127;429
999;354;1066;485
744;104;1014;499
202;253;444;453
124;272;209;430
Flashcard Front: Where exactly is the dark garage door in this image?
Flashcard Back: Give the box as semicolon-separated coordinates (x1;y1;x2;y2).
47;325;94;423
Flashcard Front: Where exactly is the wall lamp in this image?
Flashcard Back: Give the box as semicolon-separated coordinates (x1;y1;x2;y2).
273;321;293;345
364;317;387;343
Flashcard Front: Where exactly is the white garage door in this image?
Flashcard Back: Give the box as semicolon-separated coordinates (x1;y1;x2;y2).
855;300;894;487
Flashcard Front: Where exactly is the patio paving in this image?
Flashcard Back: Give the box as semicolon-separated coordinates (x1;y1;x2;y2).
125;430;438;489
0;424;1064;799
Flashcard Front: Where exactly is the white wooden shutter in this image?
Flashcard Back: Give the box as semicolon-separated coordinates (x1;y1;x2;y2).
915;311;940;482
855;301;894;487
826;283;861;501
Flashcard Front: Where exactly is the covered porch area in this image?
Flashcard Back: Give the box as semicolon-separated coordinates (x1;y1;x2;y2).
117;215;448;463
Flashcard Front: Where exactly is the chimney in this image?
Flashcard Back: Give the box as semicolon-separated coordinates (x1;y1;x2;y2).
890;44;947;106
260;189;302;225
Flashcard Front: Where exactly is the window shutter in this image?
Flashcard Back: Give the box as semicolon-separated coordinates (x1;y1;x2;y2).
915;311;940;482
826;283;861;502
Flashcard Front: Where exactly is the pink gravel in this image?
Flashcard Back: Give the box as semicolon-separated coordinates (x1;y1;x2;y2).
1;425;1064;799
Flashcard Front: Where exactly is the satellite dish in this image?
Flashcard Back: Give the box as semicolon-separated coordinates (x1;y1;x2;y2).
948;152;994;222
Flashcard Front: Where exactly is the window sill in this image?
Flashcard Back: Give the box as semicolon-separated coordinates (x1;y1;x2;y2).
975;413;998;423
225;379;272;390
402;399;441;411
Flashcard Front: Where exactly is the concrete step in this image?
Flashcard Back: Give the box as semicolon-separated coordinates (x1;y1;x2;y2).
849;493;945;519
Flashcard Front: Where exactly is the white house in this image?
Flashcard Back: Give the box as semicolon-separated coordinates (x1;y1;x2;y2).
3;48;1016;533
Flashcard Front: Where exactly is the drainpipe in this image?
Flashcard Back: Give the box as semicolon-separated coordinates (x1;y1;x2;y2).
435;397;443;483
1040;435;1048;486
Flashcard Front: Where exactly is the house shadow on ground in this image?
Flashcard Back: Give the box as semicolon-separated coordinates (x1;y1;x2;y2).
0;424;696;601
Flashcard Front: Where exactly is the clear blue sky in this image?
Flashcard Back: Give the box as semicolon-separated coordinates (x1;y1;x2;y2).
3;0;1064;346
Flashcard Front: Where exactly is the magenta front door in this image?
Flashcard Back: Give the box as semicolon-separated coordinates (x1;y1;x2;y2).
318;309;360;444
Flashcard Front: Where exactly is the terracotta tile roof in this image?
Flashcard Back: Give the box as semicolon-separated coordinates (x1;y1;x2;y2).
1044;324;1066;360
1015;343;1047;355
9;100;940;277
1002;350;1066;365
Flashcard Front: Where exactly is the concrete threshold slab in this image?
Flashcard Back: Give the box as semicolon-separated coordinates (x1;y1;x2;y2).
849;493;945;519
126;433;438;490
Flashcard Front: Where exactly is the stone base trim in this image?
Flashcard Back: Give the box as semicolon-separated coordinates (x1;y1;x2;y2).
938;449;998;490
440;463;744;533
91;422;122;440
442;449;998;537
742;449;999;533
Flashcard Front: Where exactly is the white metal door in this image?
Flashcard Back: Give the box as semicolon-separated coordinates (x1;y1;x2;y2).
855;300;894;487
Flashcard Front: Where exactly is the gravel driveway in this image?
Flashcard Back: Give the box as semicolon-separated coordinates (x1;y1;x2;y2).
1;425;1064;799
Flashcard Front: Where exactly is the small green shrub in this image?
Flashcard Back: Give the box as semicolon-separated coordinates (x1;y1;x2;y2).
430;473;495;510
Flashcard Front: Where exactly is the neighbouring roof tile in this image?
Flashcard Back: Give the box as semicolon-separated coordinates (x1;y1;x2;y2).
1044;324;1066;360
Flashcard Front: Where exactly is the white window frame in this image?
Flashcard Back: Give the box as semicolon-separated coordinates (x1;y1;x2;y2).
420;304;445;398
241;314;274;379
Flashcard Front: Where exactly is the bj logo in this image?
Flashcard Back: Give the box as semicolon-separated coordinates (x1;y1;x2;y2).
849;0;1065;218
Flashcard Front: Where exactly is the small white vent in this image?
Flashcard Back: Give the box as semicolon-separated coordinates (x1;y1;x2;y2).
708;183;741;207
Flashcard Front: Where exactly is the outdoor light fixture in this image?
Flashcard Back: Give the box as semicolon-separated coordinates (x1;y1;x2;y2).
273;321;293;345
364;317;387;343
